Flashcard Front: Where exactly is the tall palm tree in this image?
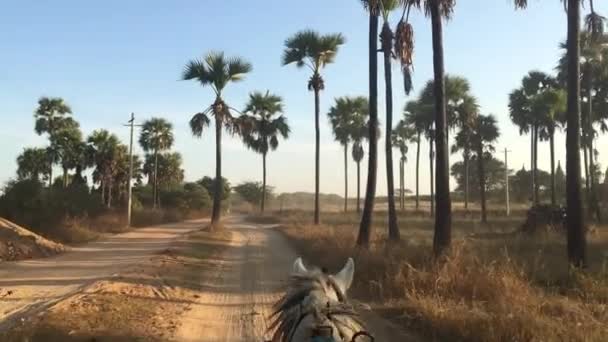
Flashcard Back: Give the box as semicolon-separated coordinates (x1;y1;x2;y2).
34;97;73;187
515;0;587;267
348;96;371;214
375;0;402;241
471;114;500;223
352;142;365;213
87;130;121;208
282;30;345;225
358;0;380;248
535;88;567;206
139;118;174;209
450;95;479;209
509;71;555;205
50;118;83;187
557;31;607;222
241;91;290;213
182;51;252;230
404;100;427;211
16;148;51;182
392;119;414;211
405;0;457;255
328;97;356;213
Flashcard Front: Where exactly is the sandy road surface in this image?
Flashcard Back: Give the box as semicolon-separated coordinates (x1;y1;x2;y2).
174;217;418;342
0;219;206;328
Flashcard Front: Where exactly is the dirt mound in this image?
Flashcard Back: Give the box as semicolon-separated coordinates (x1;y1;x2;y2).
0;217;65;262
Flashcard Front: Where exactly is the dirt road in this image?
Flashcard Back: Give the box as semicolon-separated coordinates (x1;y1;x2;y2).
0;220;205;329
0;217;417;341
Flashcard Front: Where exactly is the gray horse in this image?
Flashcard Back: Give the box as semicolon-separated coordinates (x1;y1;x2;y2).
268;257;372;342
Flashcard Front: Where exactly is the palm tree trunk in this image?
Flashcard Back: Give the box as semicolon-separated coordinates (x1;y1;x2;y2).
382;22;399;242
587;73;602;223
550;128;556;206
153;150;159;209
211;117;222;229
530;130;535;204
107;178;113;208
262;152;267;213
62;166;68;188
101;179;106;204
344;143;348;212
464;148;469;210
566;0;586;268
400;159;404;211
430;1;451;256
357;10;379;248
415;132;420;210
478;148;487;224
314;84;321;225
583;140;589;190
49;165;53;188
357;161;361;213
429;136;435;217
533;124;539;205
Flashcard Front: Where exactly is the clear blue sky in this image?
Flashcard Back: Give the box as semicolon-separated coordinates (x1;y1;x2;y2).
1;0;606;195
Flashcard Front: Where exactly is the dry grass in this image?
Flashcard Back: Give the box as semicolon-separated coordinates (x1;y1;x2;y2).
272;210;608;342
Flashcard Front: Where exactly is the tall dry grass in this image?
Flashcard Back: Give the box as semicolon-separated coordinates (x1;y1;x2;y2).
275;210;608;342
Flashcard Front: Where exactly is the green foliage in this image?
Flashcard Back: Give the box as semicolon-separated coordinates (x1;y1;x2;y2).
197;176;231;201
16;148;51;182
451;157;507;201
233;182;274;206
139;118;174;154
282;30;345;72
161;183;211;213
143;152;184;190
240;91;290;155
510;167;552;203
0;179;103;240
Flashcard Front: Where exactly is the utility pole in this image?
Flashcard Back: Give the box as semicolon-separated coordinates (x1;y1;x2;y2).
124;113;141;227
504;148;511;216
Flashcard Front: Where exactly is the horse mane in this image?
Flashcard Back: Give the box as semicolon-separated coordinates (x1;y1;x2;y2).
268;268;365;342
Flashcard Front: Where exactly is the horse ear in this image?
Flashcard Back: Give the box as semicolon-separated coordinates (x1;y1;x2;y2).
334;258;355;293
293;257;308;274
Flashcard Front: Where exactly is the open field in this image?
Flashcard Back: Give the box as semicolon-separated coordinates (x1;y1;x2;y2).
264;209;608;341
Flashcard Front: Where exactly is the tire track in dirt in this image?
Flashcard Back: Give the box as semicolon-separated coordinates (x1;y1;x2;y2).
173;218;293;342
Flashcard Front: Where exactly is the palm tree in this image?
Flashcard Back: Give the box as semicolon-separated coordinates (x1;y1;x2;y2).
471;114;500;223
143;152;185;199
50;118;83;187
34;97;73;186
509;71;555;205
404;0;457;255
535;88;567;206
404;100;427;211
87;130;121;208
352;142;365;213
392;119;414;211
348;96;371;214
515;0;587;267
282;30;345;225
357;0;390;247
16;148;51;182
241;91;290;213
328;97;356;213
450;95;479;210
139;118;174;209
182;51;252;230
557;31;607;222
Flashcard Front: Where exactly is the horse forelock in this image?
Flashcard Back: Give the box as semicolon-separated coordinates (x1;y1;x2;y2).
268;269;365;342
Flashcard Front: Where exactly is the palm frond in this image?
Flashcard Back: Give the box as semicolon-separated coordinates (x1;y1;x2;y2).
189;111;211;138
227;56;253;82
